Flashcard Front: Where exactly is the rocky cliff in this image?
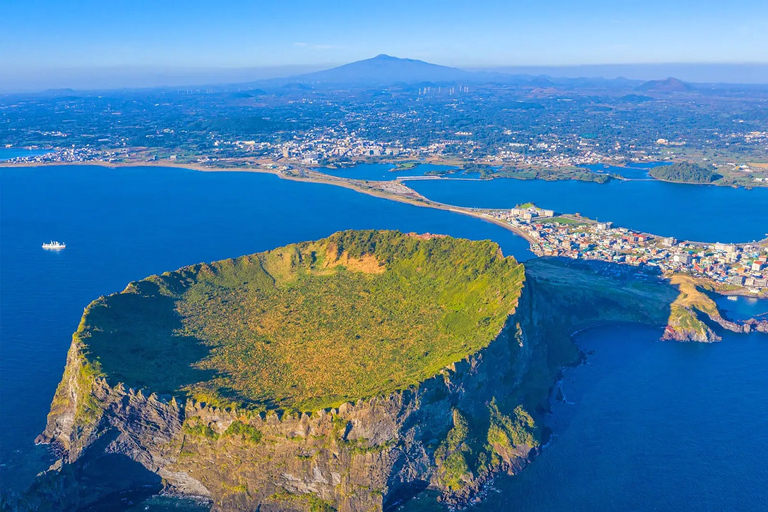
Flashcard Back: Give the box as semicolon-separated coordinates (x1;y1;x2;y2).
28;270;577;511
18;251;751;512
31;267;581;511
661;274;768;342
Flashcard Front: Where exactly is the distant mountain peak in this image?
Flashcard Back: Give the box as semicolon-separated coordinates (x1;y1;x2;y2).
294;54;473;85
636;77;694;92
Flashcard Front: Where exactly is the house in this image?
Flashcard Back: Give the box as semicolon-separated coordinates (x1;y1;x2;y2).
662;237;677;247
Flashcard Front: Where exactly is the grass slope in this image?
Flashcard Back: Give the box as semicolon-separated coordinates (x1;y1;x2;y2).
77;230;524;411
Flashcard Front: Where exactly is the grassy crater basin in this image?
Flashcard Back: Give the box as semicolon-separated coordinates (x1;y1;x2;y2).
77;230;524;412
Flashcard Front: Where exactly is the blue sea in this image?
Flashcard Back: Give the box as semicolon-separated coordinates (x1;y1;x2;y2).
714;295;768;321
582;162;668;179
2;165;768;511
0;165;532;494
407;177;768;242
400;327;768;511
0;147;52;161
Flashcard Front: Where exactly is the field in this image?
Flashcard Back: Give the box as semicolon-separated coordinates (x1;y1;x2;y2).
77;230;524;412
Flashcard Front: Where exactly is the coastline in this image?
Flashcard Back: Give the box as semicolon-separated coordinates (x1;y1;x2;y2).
0;160;538;245
2;160;766;292
5;157;767;190
3;160;767;510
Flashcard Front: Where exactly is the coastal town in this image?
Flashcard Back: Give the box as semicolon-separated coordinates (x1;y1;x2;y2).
483;204;768;295
4;141;767;296
2;134;638;171
6;129;768;185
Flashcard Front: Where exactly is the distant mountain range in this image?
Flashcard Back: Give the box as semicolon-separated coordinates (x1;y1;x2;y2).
7;55;767;95
285;55;708;92
277;54;644;89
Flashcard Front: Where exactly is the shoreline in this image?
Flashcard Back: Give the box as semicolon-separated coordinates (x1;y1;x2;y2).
2;159;766;252
4;156;767;190
0;161;538;245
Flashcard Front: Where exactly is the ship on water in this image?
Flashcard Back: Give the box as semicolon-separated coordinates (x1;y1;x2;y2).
42;241;66;250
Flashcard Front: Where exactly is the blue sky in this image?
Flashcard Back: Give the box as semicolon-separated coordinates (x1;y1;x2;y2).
1;0;766;89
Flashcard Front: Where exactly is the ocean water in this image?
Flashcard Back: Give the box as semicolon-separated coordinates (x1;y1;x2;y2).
582;162;668;179
407;178;768;243
0;147;52;161
399;327;768;511
316;162;454;181
3;165;768;511
0;165;532;493
714;295;768;321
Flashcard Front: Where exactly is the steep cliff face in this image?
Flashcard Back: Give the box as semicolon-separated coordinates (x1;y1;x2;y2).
28;253;724;511
24;232;573;511
35;277;576;511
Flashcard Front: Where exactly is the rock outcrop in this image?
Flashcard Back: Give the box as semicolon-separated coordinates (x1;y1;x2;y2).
18;253;762;511
32;276;575;511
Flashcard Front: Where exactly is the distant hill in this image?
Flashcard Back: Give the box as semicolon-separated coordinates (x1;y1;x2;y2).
636;77;694;92
294;54;476;84
650;162;721;183
526;76;555;87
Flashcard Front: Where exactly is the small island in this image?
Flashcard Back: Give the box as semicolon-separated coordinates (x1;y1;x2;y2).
649;161;722;184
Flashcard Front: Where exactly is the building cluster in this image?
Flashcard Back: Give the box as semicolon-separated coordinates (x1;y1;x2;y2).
274;130;624;170
279;137;410;164
486;207;768;294
5;146;128;164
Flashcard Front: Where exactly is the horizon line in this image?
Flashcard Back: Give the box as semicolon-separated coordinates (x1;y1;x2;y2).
2;59;768;94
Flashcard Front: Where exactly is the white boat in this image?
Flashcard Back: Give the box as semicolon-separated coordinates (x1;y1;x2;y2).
42;241;66;250
726;296;738;301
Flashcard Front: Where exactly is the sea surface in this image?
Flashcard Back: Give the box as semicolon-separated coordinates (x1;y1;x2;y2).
399;326;768;511
714;295;768;321
0;165;532;495
0;147;52;161
582;161;668;179
2;165;768;511
407;177;768;243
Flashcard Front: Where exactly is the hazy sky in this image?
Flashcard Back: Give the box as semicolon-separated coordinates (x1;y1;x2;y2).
1;0;767;90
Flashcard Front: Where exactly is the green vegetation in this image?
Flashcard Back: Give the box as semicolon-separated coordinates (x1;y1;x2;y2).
393;162;420;171
486;399;538;454
224;421;263;443
270;491;337;512
461;163;495;178
434;410;473;491
183;421;219;440
498;166;613;183
546;216;585;225
650;162;722;183
182;418;263;444
422;163;494;178
77;230;524;412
